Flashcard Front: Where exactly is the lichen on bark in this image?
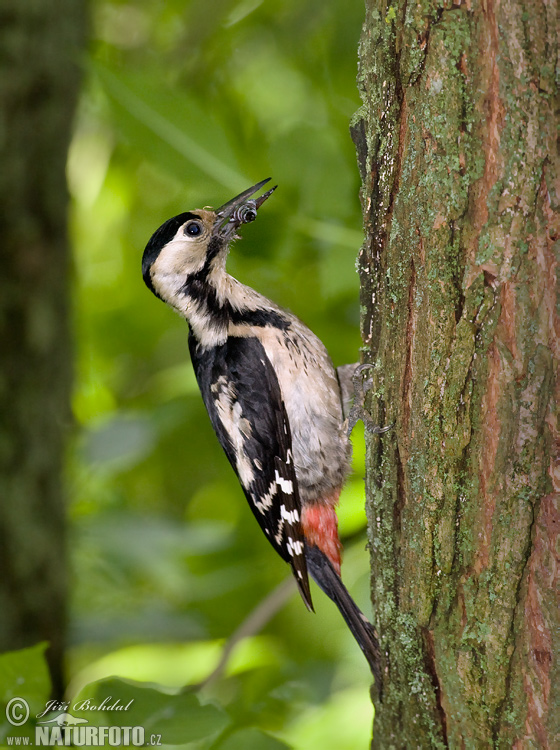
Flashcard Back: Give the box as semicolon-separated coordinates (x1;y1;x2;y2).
353;0;559;747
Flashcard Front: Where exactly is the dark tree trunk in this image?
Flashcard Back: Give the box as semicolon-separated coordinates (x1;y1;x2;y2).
0;1;87;698
353;0;559;746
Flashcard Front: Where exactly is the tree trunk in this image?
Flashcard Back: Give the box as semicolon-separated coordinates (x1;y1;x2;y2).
0;1;87;697
352;0;559;746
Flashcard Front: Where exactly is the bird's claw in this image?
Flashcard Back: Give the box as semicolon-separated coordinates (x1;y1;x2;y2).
346;364;394;438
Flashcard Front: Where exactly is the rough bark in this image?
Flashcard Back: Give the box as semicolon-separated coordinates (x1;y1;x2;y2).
352;0;559;746
0;1;87;697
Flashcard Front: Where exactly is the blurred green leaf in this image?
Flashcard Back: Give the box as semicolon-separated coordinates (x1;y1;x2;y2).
70;636;281;695
72;677;230;744
93;63;246;191
338;481;367;538
83;412;156;471
281;686;373;750
216;727;292;750
0;644;51;743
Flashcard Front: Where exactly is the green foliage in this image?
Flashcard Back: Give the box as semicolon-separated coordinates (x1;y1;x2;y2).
65;0;374;747
73;677;230;743
0;644;51;744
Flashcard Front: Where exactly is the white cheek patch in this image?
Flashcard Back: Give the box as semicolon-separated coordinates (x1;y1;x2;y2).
152;237;207;283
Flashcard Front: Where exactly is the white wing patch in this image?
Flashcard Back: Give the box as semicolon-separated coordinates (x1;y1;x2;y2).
275;471;293;494
252;465;295;515
286;537;305;558
280;505;299;524
253;486;275;514
212;376;255;487
273;500;301;546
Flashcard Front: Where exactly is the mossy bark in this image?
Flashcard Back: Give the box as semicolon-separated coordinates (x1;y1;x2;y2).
352;0;559;746
0;1;87;697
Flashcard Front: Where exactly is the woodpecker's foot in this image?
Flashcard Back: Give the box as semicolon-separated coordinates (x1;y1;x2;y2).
346;364;394;438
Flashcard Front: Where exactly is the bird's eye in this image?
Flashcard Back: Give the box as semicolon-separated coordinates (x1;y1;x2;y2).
185;221;203;237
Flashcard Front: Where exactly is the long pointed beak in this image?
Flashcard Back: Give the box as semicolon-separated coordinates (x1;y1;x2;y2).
213;178;277;236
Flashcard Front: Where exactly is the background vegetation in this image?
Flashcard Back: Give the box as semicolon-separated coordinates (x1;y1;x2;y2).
4;1;380;748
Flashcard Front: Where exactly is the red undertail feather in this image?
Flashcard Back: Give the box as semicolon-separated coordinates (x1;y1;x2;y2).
301;498;342;575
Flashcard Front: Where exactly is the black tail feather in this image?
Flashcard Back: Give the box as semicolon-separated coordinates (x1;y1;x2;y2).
305;543;382;695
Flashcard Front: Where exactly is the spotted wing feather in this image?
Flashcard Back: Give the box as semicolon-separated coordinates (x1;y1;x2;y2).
189;333;313;610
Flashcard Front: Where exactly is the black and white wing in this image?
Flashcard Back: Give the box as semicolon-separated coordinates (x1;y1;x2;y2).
189;333;313;610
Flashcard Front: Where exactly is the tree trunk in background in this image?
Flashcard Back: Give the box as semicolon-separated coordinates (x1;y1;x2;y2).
352;0;558;746
0;2;87;697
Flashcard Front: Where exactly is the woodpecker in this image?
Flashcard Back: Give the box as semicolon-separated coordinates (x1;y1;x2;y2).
142;179;385;686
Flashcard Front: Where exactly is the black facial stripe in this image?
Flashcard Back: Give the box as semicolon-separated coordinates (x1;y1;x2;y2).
181;274;290;332
183;277;230;329
230;308;290;330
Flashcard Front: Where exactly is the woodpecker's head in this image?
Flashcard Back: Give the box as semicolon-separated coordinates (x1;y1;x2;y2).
142;178;276;303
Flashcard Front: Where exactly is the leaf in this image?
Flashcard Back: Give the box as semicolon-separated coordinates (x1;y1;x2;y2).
216;727;292;750
83;412;156;471
71;678;230;745
92;63;246;192
0;643;51;743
